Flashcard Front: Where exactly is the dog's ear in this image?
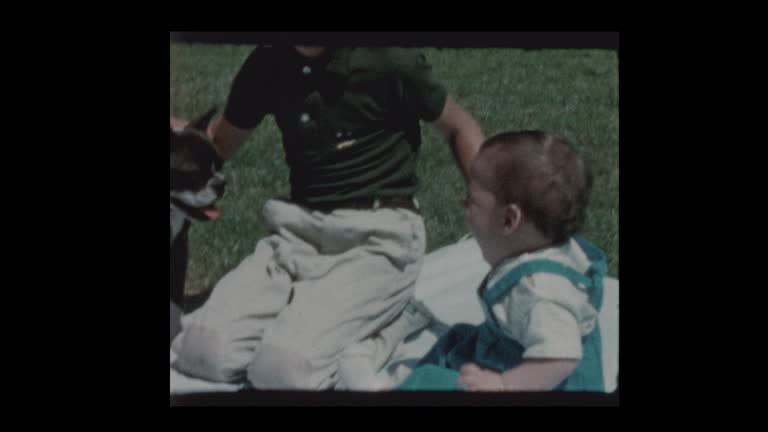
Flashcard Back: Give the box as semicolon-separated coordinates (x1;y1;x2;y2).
187;108;217;132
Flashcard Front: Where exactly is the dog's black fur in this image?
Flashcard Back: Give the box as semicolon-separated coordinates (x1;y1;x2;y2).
170;109;225;343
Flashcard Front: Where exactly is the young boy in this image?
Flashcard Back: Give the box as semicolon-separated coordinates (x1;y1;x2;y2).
399;131;607;391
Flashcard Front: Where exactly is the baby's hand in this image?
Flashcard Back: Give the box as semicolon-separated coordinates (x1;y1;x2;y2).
458;363;505;391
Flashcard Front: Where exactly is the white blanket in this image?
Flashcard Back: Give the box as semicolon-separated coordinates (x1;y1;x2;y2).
170;237;618;394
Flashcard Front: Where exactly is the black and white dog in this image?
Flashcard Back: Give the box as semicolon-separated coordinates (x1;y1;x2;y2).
170;109;225;343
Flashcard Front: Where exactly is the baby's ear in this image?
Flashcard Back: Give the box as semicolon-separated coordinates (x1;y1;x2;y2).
503;203;523;234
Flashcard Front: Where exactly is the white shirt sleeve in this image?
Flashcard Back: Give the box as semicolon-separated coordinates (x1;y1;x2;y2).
499;273;598;360
520;300;583;359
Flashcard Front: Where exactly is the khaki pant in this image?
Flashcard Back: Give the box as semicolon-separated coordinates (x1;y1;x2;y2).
171;198;427;389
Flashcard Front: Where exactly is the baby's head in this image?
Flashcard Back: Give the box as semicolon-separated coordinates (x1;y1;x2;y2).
464;131;593;266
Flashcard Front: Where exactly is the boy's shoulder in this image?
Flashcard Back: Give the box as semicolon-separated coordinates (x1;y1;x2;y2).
347;47;431;76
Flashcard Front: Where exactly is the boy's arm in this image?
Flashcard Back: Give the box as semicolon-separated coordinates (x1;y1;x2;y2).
459;359;579;392
207;115;255;161
430;96;485;181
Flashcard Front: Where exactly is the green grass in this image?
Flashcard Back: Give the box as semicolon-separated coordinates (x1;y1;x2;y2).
171;45;619;297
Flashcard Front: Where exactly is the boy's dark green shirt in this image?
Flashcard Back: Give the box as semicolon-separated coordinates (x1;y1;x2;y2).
224;46;448;204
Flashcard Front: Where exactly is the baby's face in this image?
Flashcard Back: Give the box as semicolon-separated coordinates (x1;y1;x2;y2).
464;154;505;264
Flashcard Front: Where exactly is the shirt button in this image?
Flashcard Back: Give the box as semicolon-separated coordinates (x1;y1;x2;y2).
302;66;312;75
300;113;311;123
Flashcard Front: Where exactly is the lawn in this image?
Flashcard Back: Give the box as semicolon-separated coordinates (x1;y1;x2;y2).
170;45;619;298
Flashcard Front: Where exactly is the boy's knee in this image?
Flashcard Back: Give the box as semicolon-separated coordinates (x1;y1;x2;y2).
246;340;329;390
171;324;251;383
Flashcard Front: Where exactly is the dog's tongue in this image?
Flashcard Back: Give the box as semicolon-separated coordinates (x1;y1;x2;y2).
202;207;220;220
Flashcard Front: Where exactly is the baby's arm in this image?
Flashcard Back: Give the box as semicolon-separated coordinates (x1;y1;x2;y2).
458;359;578;391
461;274;590;391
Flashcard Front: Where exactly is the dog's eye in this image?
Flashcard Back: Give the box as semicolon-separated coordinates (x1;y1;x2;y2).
171;170;207;190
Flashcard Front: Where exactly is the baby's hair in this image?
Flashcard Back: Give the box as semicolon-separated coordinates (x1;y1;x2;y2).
479;131;593;244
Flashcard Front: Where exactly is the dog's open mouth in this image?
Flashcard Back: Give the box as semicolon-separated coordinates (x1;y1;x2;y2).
196;205;220;221
171;198;221;221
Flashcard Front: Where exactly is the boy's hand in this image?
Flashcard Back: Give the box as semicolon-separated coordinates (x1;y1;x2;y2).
170;117;189;131
458;363;505;391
